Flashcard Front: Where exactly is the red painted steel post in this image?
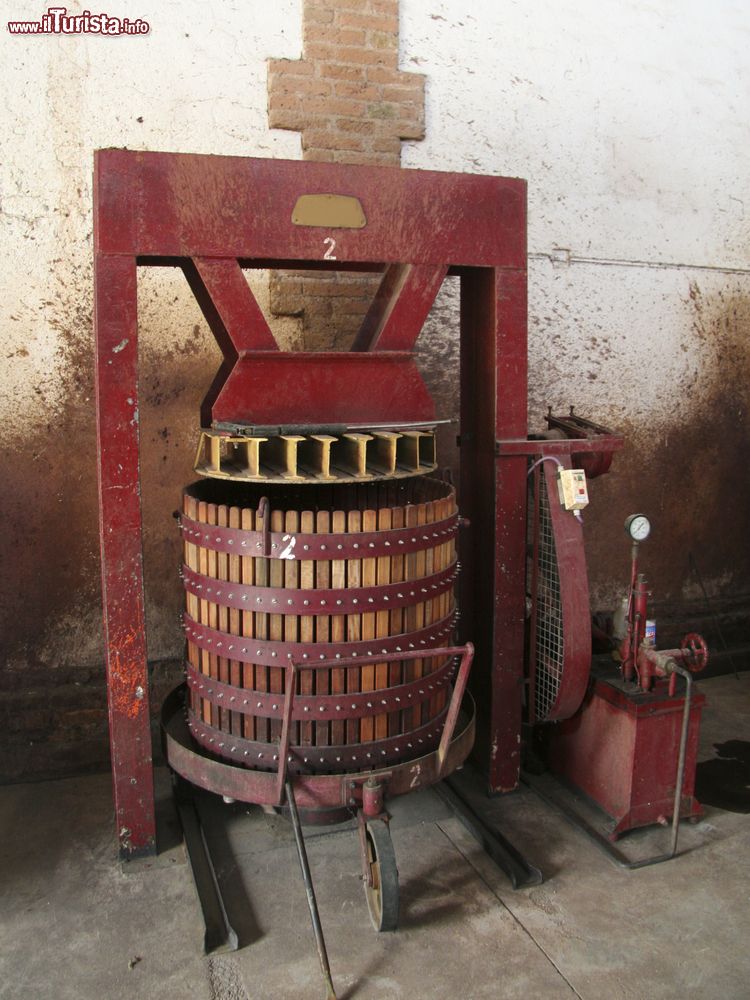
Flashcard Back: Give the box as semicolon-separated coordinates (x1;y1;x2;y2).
459;269;493;781
459;249;529;794
94;252;156;858
491;268;529;792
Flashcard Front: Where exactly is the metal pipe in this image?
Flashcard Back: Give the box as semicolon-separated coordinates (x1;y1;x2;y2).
629;573;648;685
668;665;693;858
622;665;692;868
285;779;337;1000
275;663;297;806
436;643;474;777
620;541;639;682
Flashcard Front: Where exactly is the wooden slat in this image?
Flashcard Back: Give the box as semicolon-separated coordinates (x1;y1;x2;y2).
330;509;346;746
414;500;430;726
314;509;331;747
346;508;362;745
422;498;438;723
253;506;269;744
206;503;220;728
439;492;457;713
228;505;242;736
217;504;230;732
183;492;201;720
284;509;300;745
433;491;451;716
240;504;255;741
401;502;420;733
374;506;391;740
359;508;378;744
387;503;404;736
197;500;211;724
431;495;446;718
300;509;315;747
268;508;285;743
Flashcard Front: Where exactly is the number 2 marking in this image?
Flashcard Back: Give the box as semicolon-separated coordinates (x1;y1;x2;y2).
279;534;297;560
323;236;337;260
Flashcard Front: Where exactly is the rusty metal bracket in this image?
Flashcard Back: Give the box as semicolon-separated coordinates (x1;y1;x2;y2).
436;642;474;777
257;496;271;557
347;772;393;811
496;410;623;479
495;436;623;457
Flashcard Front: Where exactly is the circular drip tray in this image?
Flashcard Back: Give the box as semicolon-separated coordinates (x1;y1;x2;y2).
161;685;476;811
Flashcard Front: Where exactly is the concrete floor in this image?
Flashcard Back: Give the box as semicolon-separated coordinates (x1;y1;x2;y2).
1;672;749;1000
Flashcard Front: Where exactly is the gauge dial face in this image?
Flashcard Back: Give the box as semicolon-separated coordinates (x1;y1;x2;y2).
625;513;651;541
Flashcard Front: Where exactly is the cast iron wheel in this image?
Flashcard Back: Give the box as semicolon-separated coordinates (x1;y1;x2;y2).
364;820;399;932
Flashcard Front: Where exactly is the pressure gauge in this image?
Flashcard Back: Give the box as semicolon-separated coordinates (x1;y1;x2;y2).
625;513;651;542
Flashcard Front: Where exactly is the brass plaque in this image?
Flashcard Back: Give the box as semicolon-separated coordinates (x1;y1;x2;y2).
292;194;366;229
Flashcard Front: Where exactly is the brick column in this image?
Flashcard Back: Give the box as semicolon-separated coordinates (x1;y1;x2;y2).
267;0;425;350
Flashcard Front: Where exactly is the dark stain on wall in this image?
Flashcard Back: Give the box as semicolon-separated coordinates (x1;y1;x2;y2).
411;276;750;653
0;266;221;781
584;284;750;644
2;288;98;671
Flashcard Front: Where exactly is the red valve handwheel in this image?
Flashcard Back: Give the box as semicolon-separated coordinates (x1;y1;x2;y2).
680;632;709;672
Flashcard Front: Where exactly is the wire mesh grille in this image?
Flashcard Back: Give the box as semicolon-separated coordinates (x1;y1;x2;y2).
533;476;564;721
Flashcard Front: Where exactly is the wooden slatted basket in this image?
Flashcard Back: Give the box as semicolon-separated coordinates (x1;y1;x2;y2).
179;477;460;774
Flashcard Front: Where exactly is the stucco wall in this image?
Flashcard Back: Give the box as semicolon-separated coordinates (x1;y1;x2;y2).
2;0;749;778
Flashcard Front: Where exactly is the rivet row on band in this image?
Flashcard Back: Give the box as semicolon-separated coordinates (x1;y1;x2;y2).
186;655;457;720
179;511;459;560
181;561;458;615
186;704;448;774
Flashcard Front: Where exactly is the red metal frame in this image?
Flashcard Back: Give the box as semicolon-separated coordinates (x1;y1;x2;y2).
94;150;527;855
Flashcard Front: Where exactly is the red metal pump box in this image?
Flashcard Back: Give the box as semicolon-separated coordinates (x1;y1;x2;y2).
547;665;705;839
